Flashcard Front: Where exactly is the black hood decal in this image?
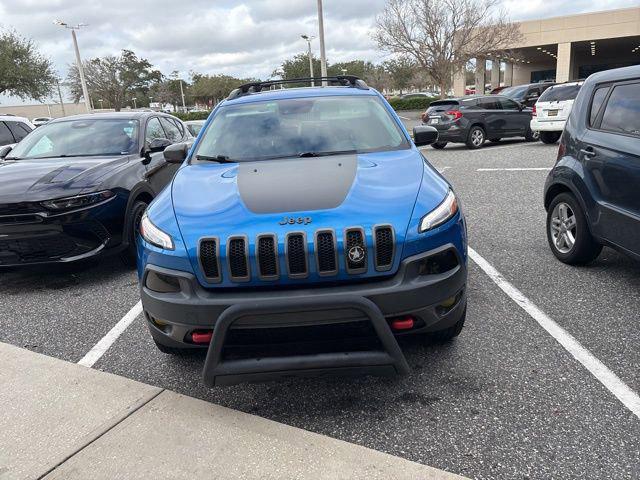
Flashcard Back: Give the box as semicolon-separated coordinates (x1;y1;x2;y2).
237;155;357;214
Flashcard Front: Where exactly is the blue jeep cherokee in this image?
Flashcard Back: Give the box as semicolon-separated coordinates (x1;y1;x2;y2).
137;76;468;385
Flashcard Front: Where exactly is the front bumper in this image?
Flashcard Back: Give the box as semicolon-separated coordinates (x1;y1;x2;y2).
530;118;566;132
0;195;126;267
141;243;467;349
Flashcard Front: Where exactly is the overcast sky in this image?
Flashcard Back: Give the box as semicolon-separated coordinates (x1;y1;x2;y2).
0;0;637;105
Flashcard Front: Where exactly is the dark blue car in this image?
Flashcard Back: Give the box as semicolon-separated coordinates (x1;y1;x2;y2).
545;65;640;264
137;76;468;385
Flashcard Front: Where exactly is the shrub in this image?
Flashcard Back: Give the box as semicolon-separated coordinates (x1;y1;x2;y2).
387;96;436;111
172;111;211;121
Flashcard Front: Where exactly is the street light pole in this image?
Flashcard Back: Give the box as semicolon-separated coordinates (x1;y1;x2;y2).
316;0;328;86
179;80;186;111
301;35;315;87
55;21;91;113
132;97;137;109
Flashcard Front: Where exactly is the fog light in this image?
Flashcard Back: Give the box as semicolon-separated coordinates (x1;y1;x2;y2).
439;296;457;308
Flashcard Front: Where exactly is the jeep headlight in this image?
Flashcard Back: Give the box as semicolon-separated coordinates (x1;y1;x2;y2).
419;190;458;233
140;213;174;250
41;190;114;211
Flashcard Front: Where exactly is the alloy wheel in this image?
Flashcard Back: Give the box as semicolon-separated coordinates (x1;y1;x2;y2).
550;202;577;253
471;129;484;147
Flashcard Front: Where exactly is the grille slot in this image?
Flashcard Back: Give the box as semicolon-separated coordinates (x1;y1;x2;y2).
199;238;221;282
374;225;395;271
315;230;337;275
344;228;367;274
257;234;278;279
227;236;250;281
286;233;308;278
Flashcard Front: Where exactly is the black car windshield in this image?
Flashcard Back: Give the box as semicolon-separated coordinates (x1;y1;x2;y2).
538;84;582;102
7;118;139;160
192;95;409;162
500;85;529;101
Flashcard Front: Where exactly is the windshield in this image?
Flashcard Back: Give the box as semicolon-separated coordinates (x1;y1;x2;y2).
539;84;581;102
8;118;139;159
193;95;409;162
500;85;529;101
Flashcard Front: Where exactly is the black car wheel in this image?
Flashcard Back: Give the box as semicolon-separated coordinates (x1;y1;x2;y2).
431;142;447;149
466;126;485;149
489;138;501;143
540;131;562;144
121;200;148;267
546;192;602;265
525;127;539;142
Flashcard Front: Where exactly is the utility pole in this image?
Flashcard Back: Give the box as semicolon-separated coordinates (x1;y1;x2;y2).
56;80;66;116
55;21;91;113
301;35;315;86
179;80;186;111
316;0;328;86
132;97;137;109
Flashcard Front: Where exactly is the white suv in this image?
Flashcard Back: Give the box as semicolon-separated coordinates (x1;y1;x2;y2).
0;115;35;148
530;81;583;144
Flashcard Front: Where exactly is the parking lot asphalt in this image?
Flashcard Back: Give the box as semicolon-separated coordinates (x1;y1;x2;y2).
2;138;639;479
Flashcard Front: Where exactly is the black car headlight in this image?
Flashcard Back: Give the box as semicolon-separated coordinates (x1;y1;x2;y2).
419;190;458;233
140;213;174;250
41;190;115;211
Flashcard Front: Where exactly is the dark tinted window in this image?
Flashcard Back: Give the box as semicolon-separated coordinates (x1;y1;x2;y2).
599;83;640;136
159;117;182;142
6;121;32;142
539;84;581;102
0;122;15;145
496;97;520;110
589;87;609;126
427;100;459;113
500;85;529;101
145;117;166;142
478;98;499;110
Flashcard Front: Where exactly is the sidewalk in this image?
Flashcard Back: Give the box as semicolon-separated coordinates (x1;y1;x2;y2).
0;342;468;480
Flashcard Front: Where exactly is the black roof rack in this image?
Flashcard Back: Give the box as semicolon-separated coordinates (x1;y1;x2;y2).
226;75;369;100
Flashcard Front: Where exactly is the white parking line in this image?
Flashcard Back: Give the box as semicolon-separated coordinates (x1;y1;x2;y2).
469;247;640;420
77;301;142;368
398;115;411;120
477;167;552;172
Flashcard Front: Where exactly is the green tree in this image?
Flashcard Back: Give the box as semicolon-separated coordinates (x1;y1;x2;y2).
149;71;189;109
272;53;322;86
189;73;253;106
382;57;416;95
67;49;162;111
0;30;56;100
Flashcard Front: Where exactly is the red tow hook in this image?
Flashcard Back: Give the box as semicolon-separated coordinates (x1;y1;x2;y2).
191;330;213;344
390;316;415;331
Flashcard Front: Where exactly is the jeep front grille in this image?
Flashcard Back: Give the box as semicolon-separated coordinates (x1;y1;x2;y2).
198;226;395;283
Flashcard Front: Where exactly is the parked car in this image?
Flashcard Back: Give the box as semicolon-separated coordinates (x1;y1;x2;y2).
0;115;35;148
501;82;556;108
544;65;640;265
421;95;538;149
137;76;468;385
0;112;191;267
185;120;205;137
531;81;583;144
401;92;438;99
490;85;508;95
32;117;53;127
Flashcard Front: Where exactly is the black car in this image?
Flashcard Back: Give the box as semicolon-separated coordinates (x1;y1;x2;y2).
422;95;538;149
500;82;556;108
0;112;191;267
544;65;640;265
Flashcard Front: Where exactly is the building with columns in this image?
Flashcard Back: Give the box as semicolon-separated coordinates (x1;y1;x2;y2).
453;6;640;96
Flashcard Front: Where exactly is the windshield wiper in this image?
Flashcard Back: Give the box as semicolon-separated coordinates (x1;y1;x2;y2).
196;154;237;163
298;149;358;158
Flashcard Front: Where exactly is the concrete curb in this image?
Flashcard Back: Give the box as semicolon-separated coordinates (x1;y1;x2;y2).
0;342;468;480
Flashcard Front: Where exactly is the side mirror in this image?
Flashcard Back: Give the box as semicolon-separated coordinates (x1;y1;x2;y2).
0;145;12;159
148;138;172;153
164;142;189;164
413;126;439;147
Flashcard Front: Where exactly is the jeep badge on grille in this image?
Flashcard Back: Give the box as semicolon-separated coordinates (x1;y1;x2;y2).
279;216;312;226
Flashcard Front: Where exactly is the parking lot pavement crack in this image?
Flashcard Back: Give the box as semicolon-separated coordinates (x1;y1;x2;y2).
36;388;165;480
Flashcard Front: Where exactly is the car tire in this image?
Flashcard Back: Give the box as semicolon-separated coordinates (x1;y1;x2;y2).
466;126;485;149
121;200;148;267
540;131;562;144
430;307;466;342
546;192;602;265
153;339;199;356
431;142;447;149
525;127;539;142
489;138;501;143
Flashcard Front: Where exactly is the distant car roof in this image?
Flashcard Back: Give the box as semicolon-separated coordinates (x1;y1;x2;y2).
0;115;31;123
48;111;180;123
185;120;205;125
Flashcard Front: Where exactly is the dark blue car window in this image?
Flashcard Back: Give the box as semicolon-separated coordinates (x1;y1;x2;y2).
589;87;609;127
599;83;640;137
193;96;409;162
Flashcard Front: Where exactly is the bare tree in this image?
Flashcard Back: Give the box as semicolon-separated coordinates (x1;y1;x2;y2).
374;0;521;98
